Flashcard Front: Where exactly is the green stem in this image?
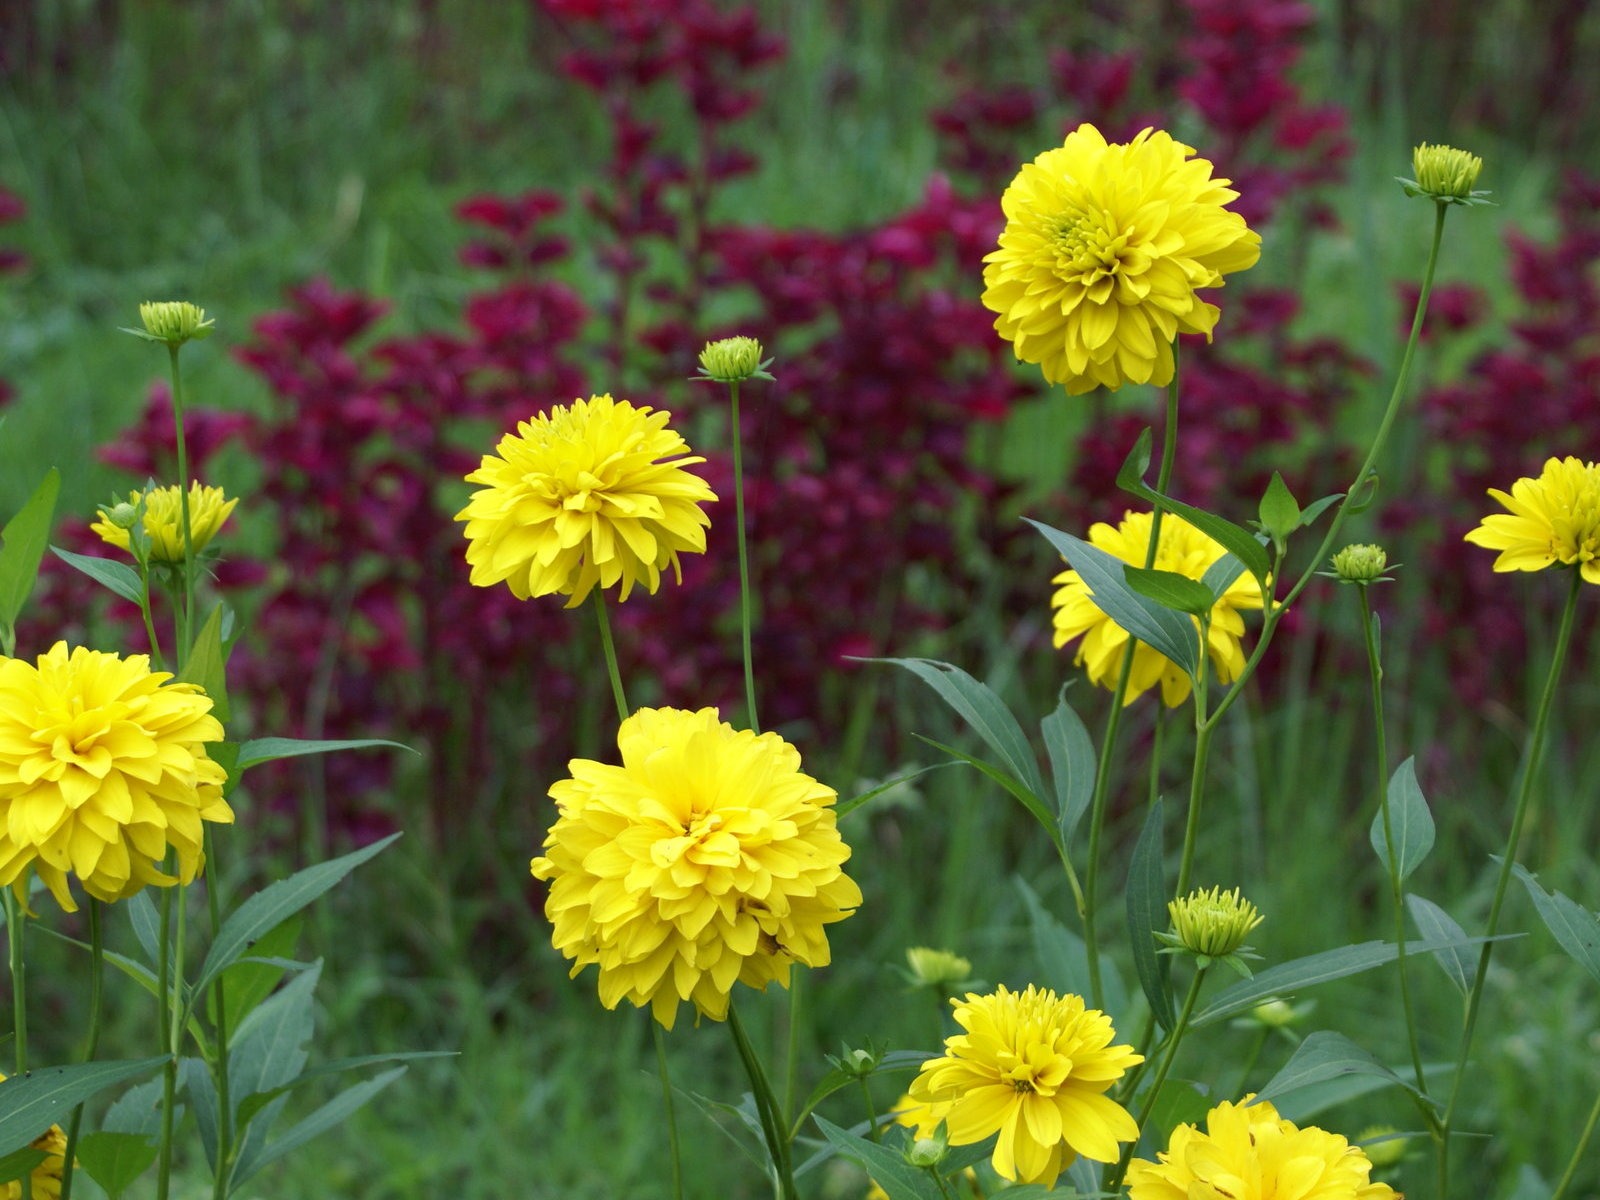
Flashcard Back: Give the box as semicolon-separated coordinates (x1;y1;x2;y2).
206;827;234;1200
1173;616;1212;900
1551;1083;1600;1200
155;883;176;1200
592;592;630;724
1109;965;1208;1192
1082;361;1181;1010
652;1023;685;1200
858;1075;881;1142
138;569;165;671
783;967;802;1115
1439;566;1584;1195
728;380;760;734
6;892;28;1200
166;344;197;663
728;1002;797;1200
1358;588;1429;1098
60;901;104;1200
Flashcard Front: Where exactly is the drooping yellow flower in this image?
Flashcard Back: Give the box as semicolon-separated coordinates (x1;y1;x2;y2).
530;707;860;1030
0;642;233;911
1463;456;1600;584
90;483;239;565
908;985;1141;1188
457;394;717;607
982;124;1260;394
0;1074;67;1199
1127;1097;1398;1200
1051;510;1264;706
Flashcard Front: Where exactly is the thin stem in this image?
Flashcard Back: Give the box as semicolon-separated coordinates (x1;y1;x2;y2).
592;592;630;724
728;380;760;734
206;827;234;1200
1173;616;1212;899
1083;361;1181;1009
1148;708;1165;809
728;1002;797;1200
783;967;802;1115
138;569;165;671
155;883;176;1200
858;1075;881;1142
1358;588;1428;1097
652;1023;685;1200
60;901;105;1200
1109;965;1208;1192
1439;567;1584;1194
1551;1083;1600;1200
6;892;28;1200
166;344;197;663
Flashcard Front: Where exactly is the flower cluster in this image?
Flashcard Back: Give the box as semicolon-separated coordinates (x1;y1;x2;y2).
530;707;860;1029
90;483;238;565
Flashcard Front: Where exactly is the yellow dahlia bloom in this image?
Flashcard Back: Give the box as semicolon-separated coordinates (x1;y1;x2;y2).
457;394;717;607
1463;456;1600;583
983;124;1260;394
0;642;233;911
1127;1097;1398;1200
530;707;860;1030
91;483;239;565
908;985;1141;1188
0;1076;67;1199
1052;510;1264;706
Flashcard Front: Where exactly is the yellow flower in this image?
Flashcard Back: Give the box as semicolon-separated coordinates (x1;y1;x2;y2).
982;124;1260;394
1051;510;1264;706
457;394;717;607
90;483;239;565
908;985;1141;1188
530;707;860;1030
1463;456;1600;584
1127;1096;1398;1200
0;642;233;911
0;1074;67;1199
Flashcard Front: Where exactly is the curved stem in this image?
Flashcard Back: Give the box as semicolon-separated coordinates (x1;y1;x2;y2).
592;592;630;724
59;902;104;1200
1083;362;1181;1010
1551;1083;1600;1200
728;380;760;734
1439;566;1584;1194
728;1002;797;1200
1109;964;1208;1192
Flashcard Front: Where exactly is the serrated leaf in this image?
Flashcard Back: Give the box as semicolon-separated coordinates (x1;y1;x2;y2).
1257;472;1301;546
50;547;144;605
1254;1031;1426;1105
73;1130;157;1199
0;469;60;645
868;658;1045;800
1125;566;1216;615
0;1059;168;1156
231;1066;408;1185
1027;519;1199;675
1405;895;1472;994
1127;800;1175;1031
233;737;415;774
191;833;401;1001
813;1116;943;1200
1041;687;1094;844
1370;758;1434;883
1512;863;1600;984
916;736;1060;852
178;603;231;722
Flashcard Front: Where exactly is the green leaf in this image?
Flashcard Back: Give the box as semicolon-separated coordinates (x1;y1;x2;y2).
191;833;401;1001
0;469;60;645
0;1146;47;1187
232;1051;459;1131
791;1050;928;1137
1512;863;1600;984
178;603;232;723
1297;493;1344;529
233;737;415;774
1144;1080;1212;1145
1192;933;1506;1027
1040;687;1094;844
180;1057;220;1170
74;1131;158;1200
231;1066;409;1186
101;1078;167;1136
126;891;162;968
869;658;1045;800
1257;472;1301;548
1015;878;1128;1020
916;736;1060;853
1405;895;1473;994
228;961;321;1123
1126;800;1176;1030
1369;757;1435;883
50;547;144;605
1027;519;1200;675
0;1059;168;1156
1125;566;1217;615
835;764;955;821
1199;552;1247;600
208;916;304;1034
813;1116;943;1200
1254;1030;1427;1105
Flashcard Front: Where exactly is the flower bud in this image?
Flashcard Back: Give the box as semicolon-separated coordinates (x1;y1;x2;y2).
1251;998;1298;1028
104;501;140;530
1357;1125;1410;1169
696;336;767;383
1165;885;1263;960
1402;143;1487;205
905;946;972;989
136;301;215;346
906;1136;946;1169
1330;543;1391;584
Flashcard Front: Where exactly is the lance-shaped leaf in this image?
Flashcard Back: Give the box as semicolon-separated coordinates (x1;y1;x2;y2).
73;1131;158;1200
50;547;143;605
1406;895;1473;994
233;737;415;774
1513;863;1600;984
0;469;59;649
1040;686;1094;845
1126;566;1217;616
1254;1031;1428;1106
231;1066;409;1186
1126;800;1176;1030
813;1117;943;1200
0;1059;168;1156
1369;757;1435;883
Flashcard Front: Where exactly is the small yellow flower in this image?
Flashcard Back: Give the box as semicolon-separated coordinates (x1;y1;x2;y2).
905;946;972;988
457;394;717;607
908;984;1142;1188
530;707;860;1029
0;643;233;912
0;1073;67;1199
1165;885;1263;959
1409;142;1483;201
91;484;238;565
1127;1096;1398;1200
1463;456;1600;583
1329;543;1391;584
983;124;1260;394
137;300;214;345
1051;510;1264;706
697;336;767;383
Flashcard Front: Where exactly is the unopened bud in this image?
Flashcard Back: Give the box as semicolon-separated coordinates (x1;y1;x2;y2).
135;300;215;346
696;336;767;383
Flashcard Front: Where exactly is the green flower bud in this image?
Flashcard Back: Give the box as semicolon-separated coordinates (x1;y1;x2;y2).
1357;1125;1410;1169
136;301;215;346
1330;543;1391;584
906;1137;946;1169
1400;144;1489;206
1165;885;1263;959
696;336;768;383
905;946;972;989
104;501;140;530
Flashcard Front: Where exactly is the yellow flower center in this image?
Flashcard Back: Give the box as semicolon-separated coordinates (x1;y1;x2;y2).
1050;209;1133;281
